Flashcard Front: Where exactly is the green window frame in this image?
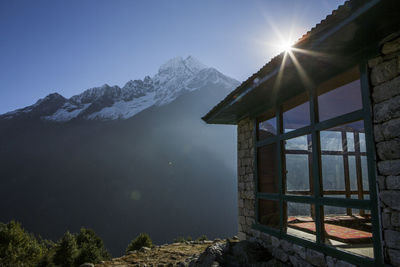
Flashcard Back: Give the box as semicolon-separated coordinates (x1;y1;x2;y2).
252;63;383;266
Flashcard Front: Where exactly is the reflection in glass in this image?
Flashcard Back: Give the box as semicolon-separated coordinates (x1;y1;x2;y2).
348;156;357;190
318;79;363;122
320;131;342;151
258;199;279;229
285;135;312;195
320;121;369;215
286;202;316;242
324;206;373;258
361;156;369;190
283;101;310;133
322;155;344;190
257;144;279;193
257;112;277;140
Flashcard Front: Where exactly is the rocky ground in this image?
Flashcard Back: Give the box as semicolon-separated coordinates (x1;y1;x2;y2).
94;238;286;267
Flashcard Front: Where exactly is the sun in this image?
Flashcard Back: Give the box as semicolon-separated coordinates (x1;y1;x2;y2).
279;39;293;52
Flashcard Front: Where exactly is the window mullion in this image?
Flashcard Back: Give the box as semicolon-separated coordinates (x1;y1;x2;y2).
310;87;324;244
277;106;285;234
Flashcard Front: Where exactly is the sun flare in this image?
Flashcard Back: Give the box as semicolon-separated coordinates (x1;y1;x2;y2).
279;39;293;52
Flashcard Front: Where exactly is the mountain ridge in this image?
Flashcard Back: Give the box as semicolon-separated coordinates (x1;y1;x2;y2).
0;56;238;122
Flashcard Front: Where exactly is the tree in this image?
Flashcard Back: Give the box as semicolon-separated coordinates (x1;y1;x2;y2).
0;221;45;266
74;228;110;265
126;233;153;252
53;231;78;267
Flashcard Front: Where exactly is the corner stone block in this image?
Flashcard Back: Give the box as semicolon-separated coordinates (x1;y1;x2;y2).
382;37;400;55
272;247;289;262
382;118;400;140
391;211;400;227
373;95;400;123
293;244;306;260
306;249;325;267
372;76;400;104
370;57;400;86
387;176;400;190
388;248;400;266
271;236;280;248
380;190;400;210
377;139;400;160
384;230;400;249
378;160;400;176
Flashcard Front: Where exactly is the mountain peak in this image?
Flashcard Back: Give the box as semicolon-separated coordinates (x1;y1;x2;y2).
158;56;207;76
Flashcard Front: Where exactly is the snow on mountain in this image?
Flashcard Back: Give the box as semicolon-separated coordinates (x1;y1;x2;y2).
1;56;239;122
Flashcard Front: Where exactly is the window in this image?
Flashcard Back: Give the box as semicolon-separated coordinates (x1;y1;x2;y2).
254;66;380;265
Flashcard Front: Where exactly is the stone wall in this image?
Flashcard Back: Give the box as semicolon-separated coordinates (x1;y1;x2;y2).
237;118;255;241
369;35;400;266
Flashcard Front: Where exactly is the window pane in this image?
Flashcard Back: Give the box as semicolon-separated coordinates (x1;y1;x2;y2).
285;135;312;195
348;156;357;191
258;199;279;229
361;156;369;190
324;206;373;258
282;94;310;133
257;143;279;194
320;131;342;151
286;202;316;242
257;112;277;140
322;155;345;191
320;121;369;201
318;79;363;122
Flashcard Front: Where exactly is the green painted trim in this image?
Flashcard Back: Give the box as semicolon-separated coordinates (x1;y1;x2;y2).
283;195;314;204
257;193;280;200
359;62;384;265
256;109;364;149
321;197;370;209
315;109;364;132
277;107;284;233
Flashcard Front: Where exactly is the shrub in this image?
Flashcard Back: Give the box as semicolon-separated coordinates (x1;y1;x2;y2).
126;233;153;252
0;221;46;267
186;236;192;242
53;231;78;267
197;235;208;241
74;228;110;265
173;236;185;243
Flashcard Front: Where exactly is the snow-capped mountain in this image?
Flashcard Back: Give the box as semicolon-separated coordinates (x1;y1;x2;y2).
0;56;238;122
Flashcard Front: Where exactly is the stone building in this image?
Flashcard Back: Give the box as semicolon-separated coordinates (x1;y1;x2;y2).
203;0;400;266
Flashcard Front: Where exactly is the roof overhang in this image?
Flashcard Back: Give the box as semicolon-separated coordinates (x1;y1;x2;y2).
202;0;400;125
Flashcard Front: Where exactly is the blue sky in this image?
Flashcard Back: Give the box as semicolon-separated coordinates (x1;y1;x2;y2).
0;0;345;114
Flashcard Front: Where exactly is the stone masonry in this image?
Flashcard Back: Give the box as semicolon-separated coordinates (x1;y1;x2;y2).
369;35;400;267
236;36;400;267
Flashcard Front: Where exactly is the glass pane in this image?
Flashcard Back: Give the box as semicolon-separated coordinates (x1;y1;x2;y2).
320;121;369;201
284;135;312;195
348;156;357;191
324;206;373;258
258;199;279;229
359;133;366;153
318;79;363;122
257;112;277;140
321;155;345;191
361;156;369;191
282;95;310;133
257;144;279;194
320;131;342;151
286;202;316;242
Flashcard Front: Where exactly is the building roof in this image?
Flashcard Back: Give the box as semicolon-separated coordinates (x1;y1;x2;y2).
202;0;400;125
